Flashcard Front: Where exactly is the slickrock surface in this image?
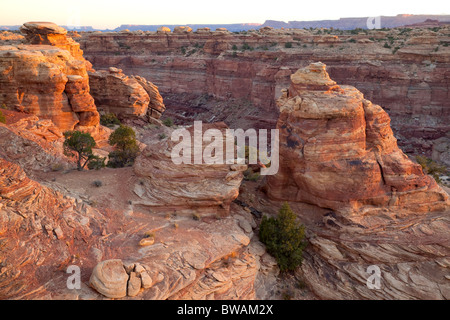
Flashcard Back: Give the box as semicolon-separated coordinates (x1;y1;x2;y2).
0;158;106;299
266;62;449;216
133;122;246;216
0;150;259;300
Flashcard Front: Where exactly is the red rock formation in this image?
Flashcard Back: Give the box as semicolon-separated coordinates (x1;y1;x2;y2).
266;62;449;216
0;158;106;299
88;67;149;118
133;122;246;216
20;21;89;67
133;75;166;119
88;67;165;120
0;22;100;133
77;27;450;158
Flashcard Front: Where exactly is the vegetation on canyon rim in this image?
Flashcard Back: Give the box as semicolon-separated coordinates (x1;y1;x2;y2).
0;110;5;124
107;125;140;168
63;124;140;170
63;130;98;171
100;112;121;128
416;155;447;183
259;202;307;272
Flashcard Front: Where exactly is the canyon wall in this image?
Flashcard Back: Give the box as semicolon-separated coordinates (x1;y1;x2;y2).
77;27;450;161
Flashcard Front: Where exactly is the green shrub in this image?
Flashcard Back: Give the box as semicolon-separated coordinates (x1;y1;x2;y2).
100;113;121;127
162;117;174;127
87;155;106;170
232;44;238;51
259;202;307;272
158;133;167;140
107;125;140;168
92;180;103;187
0;110;5;124
284;42;293;48
63;131;97;171
241;43;253;51
384;42;391;48
416;155;446;183
243;168;260;181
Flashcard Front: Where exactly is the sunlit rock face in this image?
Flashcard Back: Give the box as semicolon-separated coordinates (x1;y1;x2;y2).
88;67;166;121
0;22;100;132
266;62;449;216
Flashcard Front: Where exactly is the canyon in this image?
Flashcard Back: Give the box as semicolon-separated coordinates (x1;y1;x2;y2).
0;22;449;301
77;25;450;165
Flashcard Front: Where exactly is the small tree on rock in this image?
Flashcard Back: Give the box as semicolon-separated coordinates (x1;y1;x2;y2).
259;202;307;272
107;125;140;168
63;131;97;171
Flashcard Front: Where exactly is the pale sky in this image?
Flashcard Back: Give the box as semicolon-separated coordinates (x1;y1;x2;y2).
1;0;449;29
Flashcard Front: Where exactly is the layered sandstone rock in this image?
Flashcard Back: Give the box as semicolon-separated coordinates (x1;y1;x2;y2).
77;26;450;156
0;158;106;299
20;21;88;65
266;62;449;216
88;67;149;118
133;122;246;216
0;22;100;133
133;75;166;119
88;67;165;120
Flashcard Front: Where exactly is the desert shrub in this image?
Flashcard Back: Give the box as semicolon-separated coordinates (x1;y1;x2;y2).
162;117;174;127
50;163;64;171
416;155;446;183
63;131;97;171
259;202;307;272
87;155;106;170
284;42;293;48
158;133;167;140
92;180;103;187
0;110;5;124
232;44;238;51
107;125;140;168
100;113;121;127
243;168;260;181
383;42;391;48
241;43;253;51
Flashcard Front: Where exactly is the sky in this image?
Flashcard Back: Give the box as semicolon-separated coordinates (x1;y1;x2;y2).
1;0;449;29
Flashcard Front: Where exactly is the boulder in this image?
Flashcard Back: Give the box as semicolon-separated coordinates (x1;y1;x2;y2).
89;259;129;298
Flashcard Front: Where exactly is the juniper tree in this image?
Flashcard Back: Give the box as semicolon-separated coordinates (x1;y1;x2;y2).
107;125;140;168
63;131;97;171
259;202;307;272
